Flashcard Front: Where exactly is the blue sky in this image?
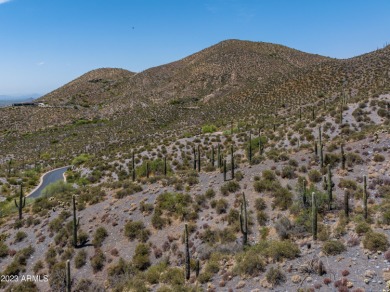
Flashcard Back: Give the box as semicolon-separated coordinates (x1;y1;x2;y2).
0;0;389;96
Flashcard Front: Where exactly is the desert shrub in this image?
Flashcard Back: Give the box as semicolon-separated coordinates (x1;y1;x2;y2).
373;153;385;162
272;187;293;210
115;183;142;199
45;247;57;268
213;198;229;214
133;243;150;270
355;221;371;235
256;211;268;225
261;240;300;261
235;171;244;181
322;240;346;255
220;181;240;195
255;198;267;211
383;209;390;225
159;266;185;287
72;154;91;165
124;221;150;242
74;250;87;268
234;247;265;276
308;169;322;183
41;181;74;198
136;159;172;177
205;188;216;199
345;152;363;166
0;242;9;258
202;124;217;133
32;260;44;274
78;230;89;246
363;232;389;251
92;227;108;247
154;192;193;221
280;165;296;179
91;248;106;273
4;281;39;292
275;216;292;239
266;267;286;286
48;262;66;291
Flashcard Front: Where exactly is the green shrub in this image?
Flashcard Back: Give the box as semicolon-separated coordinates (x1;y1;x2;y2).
0;242;9;258
160;267;185;286
235;248;265;276
271;187;293;210
355;222;371;235
363;232;389;251
14;231;27;243
266;267;286;286
322;240;346;255
72;154;91;166
202;124;217;133
280;165;296;179
92;227;108;247
373;153;385;162
255;198;267;211
220;181;240;195
91;248;106;272
124;221;150;242
133;243;150;270
74;250;87;268
308;169;322;183
205;188;216;199
214;198;229;214
115;183;142;199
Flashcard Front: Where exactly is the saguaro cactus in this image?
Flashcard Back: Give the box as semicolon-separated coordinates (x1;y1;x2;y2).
223;159;227;181
193;147;196;170
327;164;333;210
314;141;318;157
146;162;150;178
239;193;248;246
7;159;12;176
195;258;200;278
217;144;221;168
248;131;252;164
363;175;368;219
259;132;263;155
132;152;136;181
66;259;71;292
302;180;307;207
164;156;167;176
211;145;215;166
184;224;190;281
312;192;317;241
231;145;234;179
197;144;201;172
318;126;322;146
319;142;324;168
341;144;346;170
344;188;349;219
14;184;26;220
72;195;80;247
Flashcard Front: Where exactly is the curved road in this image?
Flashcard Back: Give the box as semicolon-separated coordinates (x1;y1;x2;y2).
27;166;70;198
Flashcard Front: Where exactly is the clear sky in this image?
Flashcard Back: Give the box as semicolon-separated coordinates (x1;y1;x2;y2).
0;0;389;97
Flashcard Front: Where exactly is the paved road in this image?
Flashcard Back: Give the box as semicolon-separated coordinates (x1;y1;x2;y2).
28;166;70;198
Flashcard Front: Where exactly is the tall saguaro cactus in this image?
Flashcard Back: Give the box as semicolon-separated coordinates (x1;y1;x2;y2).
197;144;201;172
231;145;235;179
344;188;349;219
312;192;317;241
14;184;26;220
7;159;12;176
319;142;324;168
66;259;71;292
239;193;248;246
184;224;190;281
327;164;333;210
248;131;252;164
193;147;196;170
72;195;80;248
363;175;368;219
164;156;167;176
217;144;221;168
132;151;136;181
211;145;215;167
341;144;346;170
223;159;227;181
302;180;307;207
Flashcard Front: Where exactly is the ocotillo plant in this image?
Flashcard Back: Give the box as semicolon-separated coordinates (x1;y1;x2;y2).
211;145;215;166
344;188;349;219
327;164;333;210
66;259;71;292
312;192;317;241
14;183;26;220
363;175;368;219
341;144;346;170
239;193;248;246
223;159;227;181
248;131;252;164
231;145;234;179
197;145;201;172
72;195;80;247
184;224;190;281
